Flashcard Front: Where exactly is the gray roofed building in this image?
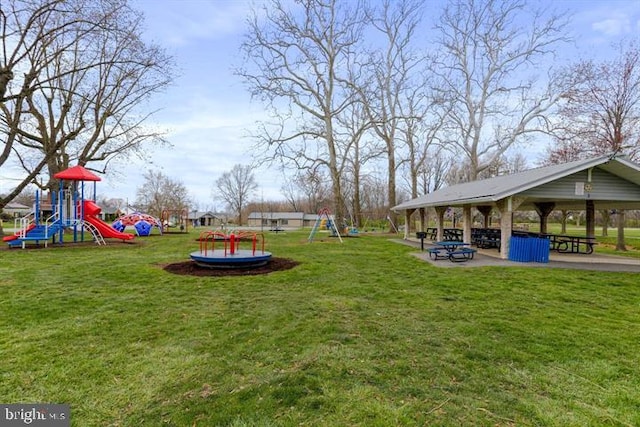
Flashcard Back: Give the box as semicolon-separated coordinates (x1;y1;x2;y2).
392;154;640;259
3;202;31;217
188;211;224;227
248;212;317;228
393;155;640;212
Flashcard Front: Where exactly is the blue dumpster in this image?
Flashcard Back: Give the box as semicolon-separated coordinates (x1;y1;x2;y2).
531;237;550;263
509;236;528;262
509;235;549;263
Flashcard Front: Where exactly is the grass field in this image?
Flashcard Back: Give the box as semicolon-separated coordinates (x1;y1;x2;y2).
1;230;639;426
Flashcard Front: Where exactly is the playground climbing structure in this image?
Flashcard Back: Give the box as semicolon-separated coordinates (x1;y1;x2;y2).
3;165;134;248
307;208;343;243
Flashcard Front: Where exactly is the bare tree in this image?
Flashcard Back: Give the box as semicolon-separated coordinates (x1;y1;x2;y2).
359;172;389;225
135;170;191;218
552;44;640;160
281;168;331;214
359;0;424;231
433;0;570;180
215;164;258;225
0;0;174;234
237;0;368;225
545;43;640;250
337;100;379;227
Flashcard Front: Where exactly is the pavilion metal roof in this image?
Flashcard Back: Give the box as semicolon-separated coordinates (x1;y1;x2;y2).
392;154;640;211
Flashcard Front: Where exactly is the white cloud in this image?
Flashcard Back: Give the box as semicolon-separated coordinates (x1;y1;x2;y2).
135;0;253;47
592;14;632;37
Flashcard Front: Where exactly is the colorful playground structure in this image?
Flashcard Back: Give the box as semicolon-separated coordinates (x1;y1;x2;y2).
308;208;343;243
3;165;134;248
113;212;163;236
190;230;271;268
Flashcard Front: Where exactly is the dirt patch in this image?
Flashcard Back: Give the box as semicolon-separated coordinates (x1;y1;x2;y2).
162;257;299;277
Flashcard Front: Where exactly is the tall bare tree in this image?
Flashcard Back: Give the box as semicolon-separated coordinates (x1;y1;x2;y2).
545;43;640;250
284;168;332;215
551;44;640;160
359;0;424;231
135;170;191;218
336;100;379;227
0;0;174;234
433;0;570;180
238;0;367;225
215;164;258;225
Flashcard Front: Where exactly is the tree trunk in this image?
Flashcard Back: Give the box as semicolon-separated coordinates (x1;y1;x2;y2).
353;180;361;228
616;209;626;251
600;209;610;236
387;140;397;233
560;210;569;233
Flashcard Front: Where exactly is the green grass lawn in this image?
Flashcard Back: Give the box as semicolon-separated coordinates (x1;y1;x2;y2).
1;230;639;426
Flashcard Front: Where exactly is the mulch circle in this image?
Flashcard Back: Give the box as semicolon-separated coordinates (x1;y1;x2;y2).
162;257;299;277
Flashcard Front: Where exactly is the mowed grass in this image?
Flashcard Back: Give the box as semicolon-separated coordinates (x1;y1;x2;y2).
1;230;639;426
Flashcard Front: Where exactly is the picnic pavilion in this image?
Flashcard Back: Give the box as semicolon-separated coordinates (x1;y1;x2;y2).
392;154;640;259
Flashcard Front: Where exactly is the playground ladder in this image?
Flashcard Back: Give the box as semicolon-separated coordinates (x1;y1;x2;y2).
83;220;106;245
308;208;343;243
14;211;35;238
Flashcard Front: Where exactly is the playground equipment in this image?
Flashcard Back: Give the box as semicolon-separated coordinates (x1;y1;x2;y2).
113;212;162;236
3;165;134;248
161;208;188;233
190;230;271;268
308;208;343;243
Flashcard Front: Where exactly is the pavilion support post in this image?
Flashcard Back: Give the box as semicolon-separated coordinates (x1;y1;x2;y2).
404;209;415;239
435;206;447;242
586;200;595;238
495;196;525;260
476;205;492;228
534;202;556;234
462;205;472;244
418;207;426;232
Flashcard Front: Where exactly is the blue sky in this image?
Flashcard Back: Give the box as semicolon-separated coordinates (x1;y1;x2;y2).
3;0;637;210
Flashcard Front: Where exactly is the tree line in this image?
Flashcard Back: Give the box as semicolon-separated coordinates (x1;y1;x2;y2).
1;0;638;241
237;0;639;232
0;0;174;235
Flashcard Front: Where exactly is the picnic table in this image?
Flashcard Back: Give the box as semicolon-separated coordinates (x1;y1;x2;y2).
512;231;598;254
545;234;597;254
421;228;464;241
427;241;477;262
472;228;501;249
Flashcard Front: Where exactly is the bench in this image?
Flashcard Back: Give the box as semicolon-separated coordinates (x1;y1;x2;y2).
551;235;597;254
427;246;477;262
426;247;449;260
477;237;500;249
425;228;438;240
448;247;477;262
472;228;501;249
443;228;463;241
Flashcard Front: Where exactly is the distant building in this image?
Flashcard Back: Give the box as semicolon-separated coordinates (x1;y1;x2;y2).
3;202;31;218
188;211;225;227
247;212;318;228
99;205;122;222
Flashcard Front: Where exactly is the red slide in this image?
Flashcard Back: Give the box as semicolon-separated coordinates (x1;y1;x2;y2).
82;201;134;241
2;224;36;242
